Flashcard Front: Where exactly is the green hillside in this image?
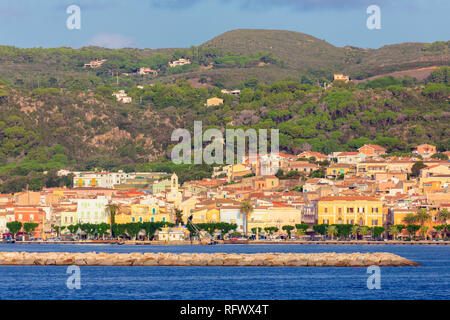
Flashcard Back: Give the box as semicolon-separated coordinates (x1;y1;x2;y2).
0;29;448;192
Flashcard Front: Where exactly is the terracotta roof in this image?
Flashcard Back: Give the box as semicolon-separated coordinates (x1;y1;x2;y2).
316;196;380;201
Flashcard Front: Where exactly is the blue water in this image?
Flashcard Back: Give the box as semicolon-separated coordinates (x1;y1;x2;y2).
0;244;448;300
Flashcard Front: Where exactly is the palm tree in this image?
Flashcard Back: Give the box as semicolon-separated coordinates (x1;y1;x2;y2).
240;201;253;237
389;225;399;240
359;226;371;240
351;225;359;240
326;225;338;240
416;208;431;227
105;202;120;238
438;208;449;238
403;213;417;225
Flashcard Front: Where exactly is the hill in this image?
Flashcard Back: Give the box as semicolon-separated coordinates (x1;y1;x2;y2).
0;29;448;192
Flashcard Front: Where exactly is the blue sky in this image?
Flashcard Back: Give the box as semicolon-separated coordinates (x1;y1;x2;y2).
0;0;448;49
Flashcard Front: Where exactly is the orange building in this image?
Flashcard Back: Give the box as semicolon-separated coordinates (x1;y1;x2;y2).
358;144;386;157
14;206;46;238
412;144;437;155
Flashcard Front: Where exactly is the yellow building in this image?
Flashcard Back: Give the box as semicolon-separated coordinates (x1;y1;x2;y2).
326;164;355;178
316;196;384;227
333;74;349;82
205;97;224;107
60;209;78;227
247;206;302;231
190;208;220;224
113;204;169;224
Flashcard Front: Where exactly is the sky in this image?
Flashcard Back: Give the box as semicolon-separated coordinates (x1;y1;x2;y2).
0;0;448;49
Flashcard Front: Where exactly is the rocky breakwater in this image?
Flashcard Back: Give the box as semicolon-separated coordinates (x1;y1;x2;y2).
0;252;420;267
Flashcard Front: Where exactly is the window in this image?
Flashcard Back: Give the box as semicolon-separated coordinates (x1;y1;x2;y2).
347;219;354;225
323;219;329;224
372;207;379;213
347;208;354;213
132;217;135;222
30;214;34;221
324;207;328;213
338;208;342;214
372;219;378;226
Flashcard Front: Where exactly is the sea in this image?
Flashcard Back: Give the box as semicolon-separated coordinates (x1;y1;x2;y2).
0;244;448;300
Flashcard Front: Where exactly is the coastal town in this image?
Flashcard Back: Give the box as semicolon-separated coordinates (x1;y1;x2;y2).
0;143;449;243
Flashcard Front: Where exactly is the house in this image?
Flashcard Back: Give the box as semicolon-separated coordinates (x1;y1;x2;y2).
252;176;279;190
358;144;386;157
412;144;437;157
76;196;108;224
420;164;450;178
333;74;349;82
155;225;189;241
326;164;355;178
315;196;384;227
112;90;132;103
83;59;107;68
14;206;46;238
336;152;366;164
221;89;241;96
205;97;223;107
297;151;328;162
285;161;320;175
138;67;158;76
168;58;191;68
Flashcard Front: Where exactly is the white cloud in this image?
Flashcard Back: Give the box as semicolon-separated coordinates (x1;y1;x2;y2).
89;33;135;49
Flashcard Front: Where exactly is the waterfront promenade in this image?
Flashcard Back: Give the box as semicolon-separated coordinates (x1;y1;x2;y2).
5;239;450;245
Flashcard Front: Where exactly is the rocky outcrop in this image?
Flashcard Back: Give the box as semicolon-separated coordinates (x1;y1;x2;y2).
0;252;420;267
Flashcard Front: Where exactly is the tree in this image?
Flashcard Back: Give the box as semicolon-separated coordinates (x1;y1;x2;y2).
95;223;110;240
389;225;399;240
51;224;62;237
67;224;79;237
420;226;429;239
295;224;309;238
411;161;427;177
240;201;253;237
174;209;184;225
438;208;449;237
105;202;120;238
416;208;431;227
403;213;417;225
6;221;22;239
351;225;359;240
326;225;338;240
23;222;39;238
359;226;371;239
372;226;385;239
125;223;142;240
406;225;420;240
313;224;328;236
282;225;295;239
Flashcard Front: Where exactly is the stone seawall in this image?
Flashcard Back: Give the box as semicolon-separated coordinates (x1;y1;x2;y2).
0;252;420;267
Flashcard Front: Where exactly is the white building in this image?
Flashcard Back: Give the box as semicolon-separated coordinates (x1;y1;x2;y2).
76;196;109;224
336;152;366;164
168;58;191;68
73;171;135;189
112;90;132;103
